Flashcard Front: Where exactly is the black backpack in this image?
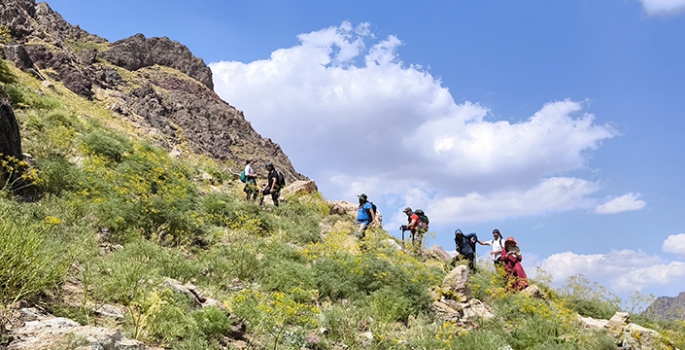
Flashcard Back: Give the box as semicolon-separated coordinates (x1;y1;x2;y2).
414;209;429;226
277;171;286;187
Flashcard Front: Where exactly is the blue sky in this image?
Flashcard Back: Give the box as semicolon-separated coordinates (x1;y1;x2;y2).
46;0;685;298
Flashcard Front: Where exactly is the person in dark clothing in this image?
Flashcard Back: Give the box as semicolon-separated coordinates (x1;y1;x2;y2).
453;229;479;274
259;162;281;207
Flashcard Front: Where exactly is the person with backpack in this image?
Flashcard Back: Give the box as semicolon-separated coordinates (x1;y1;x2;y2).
453;229;479;274
478;229;505;268
242;159;258;201
259;162;284;207
402;207;429;252
501;236;528;292
356;193;376;239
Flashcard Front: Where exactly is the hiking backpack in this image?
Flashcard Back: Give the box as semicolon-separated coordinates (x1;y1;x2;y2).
414;209;429;226
240;170;247;183
277;171;286;187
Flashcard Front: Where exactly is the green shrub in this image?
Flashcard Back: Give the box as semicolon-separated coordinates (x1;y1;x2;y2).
259;259;315;297
37;155;86;195
565;297;620;320
0;60;17;84
0;216;70;311
82;132;132;163
364;287;412;323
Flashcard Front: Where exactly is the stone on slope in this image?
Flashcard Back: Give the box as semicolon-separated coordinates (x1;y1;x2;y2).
424;244;452;264
8;317;151;350
442;265;472;301
327;200;357;217
281;180;318;197
521;285;546;299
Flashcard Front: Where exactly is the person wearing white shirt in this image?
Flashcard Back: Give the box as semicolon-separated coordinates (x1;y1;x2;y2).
243;159;258;201
478;229;505;267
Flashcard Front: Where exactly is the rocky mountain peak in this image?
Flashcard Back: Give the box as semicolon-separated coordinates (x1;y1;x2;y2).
101;33;214;90
645;291;685;320
0;0;305;181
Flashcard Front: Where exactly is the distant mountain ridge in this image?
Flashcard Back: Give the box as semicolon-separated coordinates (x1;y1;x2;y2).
0;0;305;180
645;292;685;320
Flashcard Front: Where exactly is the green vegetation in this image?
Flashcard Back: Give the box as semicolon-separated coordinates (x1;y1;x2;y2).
1;59;683;350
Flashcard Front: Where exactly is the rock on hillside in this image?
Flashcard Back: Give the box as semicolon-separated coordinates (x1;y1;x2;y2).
0;0;306;181
0;91;23;161
645;291;685;320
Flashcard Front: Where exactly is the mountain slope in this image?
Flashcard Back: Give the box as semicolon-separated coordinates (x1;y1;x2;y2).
646;292;685;320
0;0;304;180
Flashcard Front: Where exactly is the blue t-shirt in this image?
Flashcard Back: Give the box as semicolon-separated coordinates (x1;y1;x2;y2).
357;202;373;224
455;233;478;255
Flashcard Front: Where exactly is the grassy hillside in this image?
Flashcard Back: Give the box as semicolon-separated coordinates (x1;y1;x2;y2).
1;59;685;350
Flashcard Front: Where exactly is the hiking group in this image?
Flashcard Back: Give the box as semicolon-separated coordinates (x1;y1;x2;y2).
240;159;286;207
240;165;528;293
453;228;529;292
356;193;528;293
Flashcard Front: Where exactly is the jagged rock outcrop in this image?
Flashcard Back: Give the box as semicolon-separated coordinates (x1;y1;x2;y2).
646;291;685;320
0;0;36;39
0;0;306;181
580;311;680;350
433;265;495;327
101;33;213;89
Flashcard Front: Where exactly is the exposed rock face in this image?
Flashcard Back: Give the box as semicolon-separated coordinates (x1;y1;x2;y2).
327;200;357;217
0;91;23;162
7;316;155;350
646;291;685;320
424;244;452;264
101;33;213;89
442;265;472;301
433;265;495;327
580;311;680;350
0;0;305;181
0;0;36;39
281;180;319;197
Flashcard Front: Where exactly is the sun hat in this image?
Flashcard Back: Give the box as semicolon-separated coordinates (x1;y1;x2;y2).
505;236;519;244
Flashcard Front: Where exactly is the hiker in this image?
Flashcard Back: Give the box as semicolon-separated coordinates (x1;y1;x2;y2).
402;207;428;252
478;229;505;268
356;193;376;239
501;236;528;292
453;229;478;274
243;159;258;201
259;162;281;207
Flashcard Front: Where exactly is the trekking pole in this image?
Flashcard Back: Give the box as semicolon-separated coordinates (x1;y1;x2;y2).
400;225;407;249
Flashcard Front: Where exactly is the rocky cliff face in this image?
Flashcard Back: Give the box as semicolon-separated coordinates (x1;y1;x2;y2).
0;0;305;180
0;91;23;162
645;292;685;320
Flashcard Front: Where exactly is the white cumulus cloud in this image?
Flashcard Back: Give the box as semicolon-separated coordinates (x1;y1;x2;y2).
639;0;685;15
537;233;685;293
210;22;630;227
594;193;646;214
663;233;685;257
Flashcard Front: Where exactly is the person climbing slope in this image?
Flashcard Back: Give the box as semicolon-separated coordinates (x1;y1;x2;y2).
259;162;283;207
402;207;428;252
453;229;479;274
356;193;376;239
478;229;505;268
243;159;258;201
501;236;528;292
